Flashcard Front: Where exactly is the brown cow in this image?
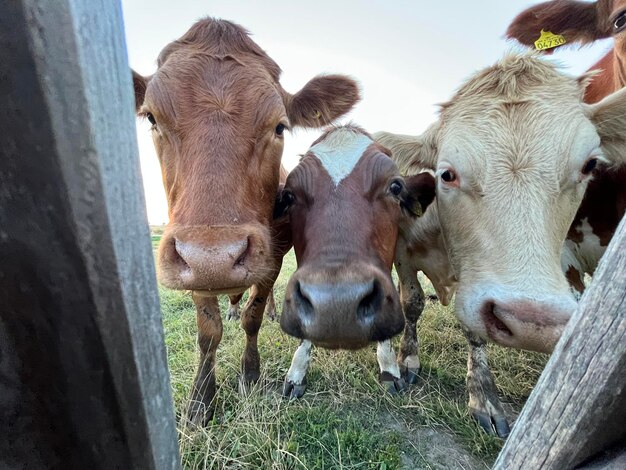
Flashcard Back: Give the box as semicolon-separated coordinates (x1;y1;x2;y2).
276;125;436;397
507;0;626;297
132;18;359;425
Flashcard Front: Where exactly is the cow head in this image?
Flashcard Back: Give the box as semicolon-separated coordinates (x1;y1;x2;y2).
278;126;435;349
132;18;359;295
376;54;626;353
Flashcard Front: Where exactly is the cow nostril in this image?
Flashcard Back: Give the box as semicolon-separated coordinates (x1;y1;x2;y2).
357;279;383;323
293;280;315;322
234;236;251;266
172;238;191;270
482;301;513;336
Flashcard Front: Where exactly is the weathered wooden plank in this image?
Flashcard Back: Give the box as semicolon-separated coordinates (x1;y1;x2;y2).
494;214;626;469
0;1;180;468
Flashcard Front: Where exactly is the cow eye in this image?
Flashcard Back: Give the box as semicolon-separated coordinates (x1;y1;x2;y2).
275;123;286;136
146;112;156;126
581;158;598;175
440;169;457;183
614;11;626;32
282;190;295;206
389;180;404;196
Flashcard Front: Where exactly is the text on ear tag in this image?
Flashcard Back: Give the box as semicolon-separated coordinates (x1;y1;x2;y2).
534;30;566;51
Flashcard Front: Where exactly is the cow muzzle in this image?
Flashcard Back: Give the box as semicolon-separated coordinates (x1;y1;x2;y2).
157;224;271;293
458;285;576;353
281;263;404;349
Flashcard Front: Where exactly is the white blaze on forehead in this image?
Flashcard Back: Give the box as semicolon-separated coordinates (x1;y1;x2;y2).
309;129;374;186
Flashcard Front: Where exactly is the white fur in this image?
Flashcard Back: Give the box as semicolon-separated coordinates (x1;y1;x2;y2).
376;340;401;378
569;217;605;275
310;129;373;186
286;340;313;385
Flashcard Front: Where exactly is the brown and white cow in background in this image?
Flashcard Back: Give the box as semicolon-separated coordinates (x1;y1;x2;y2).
132;18;359;425
275;125;436;397
507;0;626;296
377;54;626;437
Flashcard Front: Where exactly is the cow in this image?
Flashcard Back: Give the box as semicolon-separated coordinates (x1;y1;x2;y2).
132;18;359;425
376;54;626;437
274;125;436;398
507;0;626;296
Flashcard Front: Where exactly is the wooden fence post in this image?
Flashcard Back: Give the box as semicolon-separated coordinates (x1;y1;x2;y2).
494;216;626;468
0;0;180;468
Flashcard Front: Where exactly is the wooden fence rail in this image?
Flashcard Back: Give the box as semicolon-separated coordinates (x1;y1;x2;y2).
495;215;626;468
0;0;180;468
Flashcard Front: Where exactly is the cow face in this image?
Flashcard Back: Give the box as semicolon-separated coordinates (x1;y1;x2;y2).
376;55;626;353
279;126;435;349
132;18;359;295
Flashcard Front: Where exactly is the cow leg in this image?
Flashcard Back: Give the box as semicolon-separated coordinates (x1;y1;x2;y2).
377;340;406;394
282;339;312;399
263;288;277;321
463;328;510;438
239;284;270;386
239;248;285;386
395;254;424;384
188;293;223;426
227;293;242;321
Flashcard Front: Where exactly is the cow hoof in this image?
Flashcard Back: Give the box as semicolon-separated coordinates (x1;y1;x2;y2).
282;380;306;399
239;371;261;394
403;367;420;385
186;401;213;428
380;371;406;395
226;311;240;321
470;409;510;438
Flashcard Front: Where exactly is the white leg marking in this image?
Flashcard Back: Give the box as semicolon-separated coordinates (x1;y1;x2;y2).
286;340;313;385
377;340;401;378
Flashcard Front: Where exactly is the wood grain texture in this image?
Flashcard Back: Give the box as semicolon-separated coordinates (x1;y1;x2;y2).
0;1;179;468
494;215;626;469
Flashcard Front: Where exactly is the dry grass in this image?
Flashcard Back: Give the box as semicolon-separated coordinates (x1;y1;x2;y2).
154;236;547;469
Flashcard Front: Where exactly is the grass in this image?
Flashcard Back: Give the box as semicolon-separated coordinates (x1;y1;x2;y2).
152;233;548;469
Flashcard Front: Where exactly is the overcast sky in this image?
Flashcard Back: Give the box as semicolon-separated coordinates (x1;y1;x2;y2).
121;0;612;224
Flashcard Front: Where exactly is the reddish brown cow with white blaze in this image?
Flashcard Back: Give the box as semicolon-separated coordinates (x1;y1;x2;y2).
132;18;359;425
507;0;626;295
377;54;626;437
275;126;436;397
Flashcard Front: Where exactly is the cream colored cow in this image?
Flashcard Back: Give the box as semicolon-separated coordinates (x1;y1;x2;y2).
376;53;626;437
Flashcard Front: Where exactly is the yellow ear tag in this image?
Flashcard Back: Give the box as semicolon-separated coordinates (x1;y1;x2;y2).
313;110;322;119
534;29;566;51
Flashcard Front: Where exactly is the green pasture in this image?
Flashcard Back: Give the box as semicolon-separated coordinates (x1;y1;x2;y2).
151;232;547;469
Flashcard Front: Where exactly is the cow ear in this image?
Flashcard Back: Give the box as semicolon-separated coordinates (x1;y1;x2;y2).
132;70;149;112
374;122;439;173
286;75;360;128
506;0;609;48
398;173;436;218
589;86;626;165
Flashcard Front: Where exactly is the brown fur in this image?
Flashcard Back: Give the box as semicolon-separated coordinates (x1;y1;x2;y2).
506;0;612;46
507;0;626;102
280;126;435;348
132;17;359;424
